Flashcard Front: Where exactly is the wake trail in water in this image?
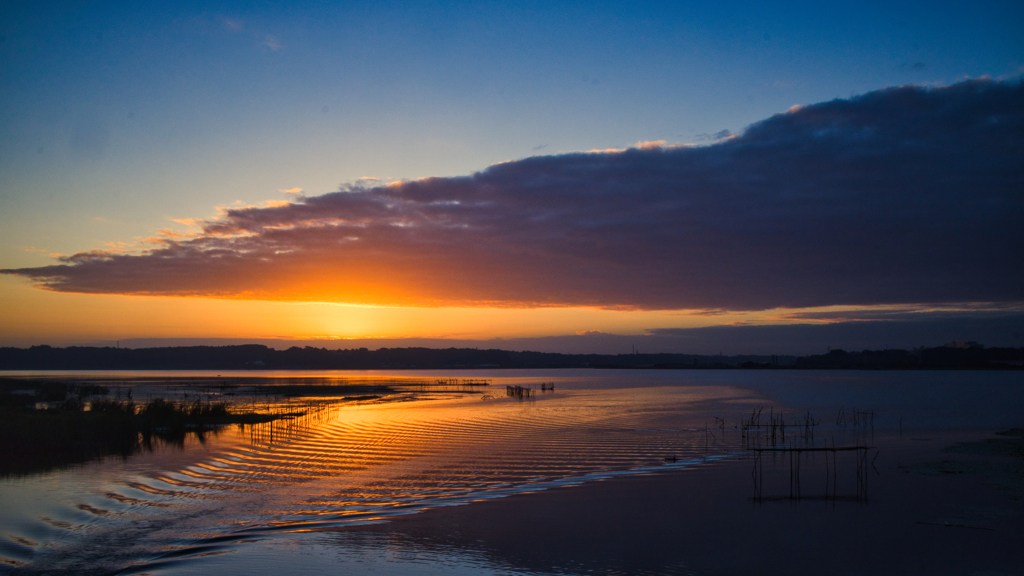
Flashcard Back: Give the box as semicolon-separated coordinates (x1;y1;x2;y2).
2;387;747;575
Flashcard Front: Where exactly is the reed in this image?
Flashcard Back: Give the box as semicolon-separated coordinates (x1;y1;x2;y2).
2;395;262;477
506;385;532;399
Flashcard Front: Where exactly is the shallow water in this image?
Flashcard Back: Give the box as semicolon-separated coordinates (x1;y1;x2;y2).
1;369;1021;574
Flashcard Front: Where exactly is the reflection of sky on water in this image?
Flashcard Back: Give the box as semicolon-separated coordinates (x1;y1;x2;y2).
153;429;1024;576
1;377;750;574
1;370;1022;574
159;531;702;576
7;367;1020;430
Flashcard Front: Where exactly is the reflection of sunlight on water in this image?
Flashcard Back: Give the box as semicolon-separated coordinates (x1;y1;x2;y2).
213;387;743;519
0;383;751;575
4;370;1022;575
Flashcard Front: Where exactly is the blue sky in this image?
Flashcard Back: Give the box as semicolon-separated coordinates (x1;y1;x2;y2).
1;1;1022;350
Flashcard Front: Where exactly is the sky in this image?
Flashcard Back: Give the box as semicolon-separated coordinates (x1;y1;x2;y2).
1;0;1022;354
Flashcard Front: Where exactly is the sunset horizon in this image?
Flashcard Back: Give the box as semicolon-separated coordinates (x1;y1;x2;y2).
3;79;1022;352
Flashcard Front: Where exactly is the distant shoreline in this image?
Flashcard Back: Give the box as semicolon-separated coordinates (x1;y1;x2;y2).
1;343;1021;371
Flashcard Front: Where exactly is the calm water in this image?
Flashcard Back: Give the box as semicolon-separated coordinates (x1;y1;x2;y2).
1;369;1021;575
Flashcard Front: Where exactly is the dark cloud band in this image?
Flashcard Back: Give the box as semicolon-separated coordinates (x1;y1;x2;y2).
4;79;1023;310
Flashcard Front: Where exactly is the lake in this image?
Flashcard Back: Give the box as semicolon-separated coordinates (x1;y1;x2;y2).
1;369;1022;575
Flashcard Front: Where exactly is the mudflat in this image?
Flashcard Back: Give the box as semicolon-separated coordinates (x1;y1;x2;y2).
319;430;1024;576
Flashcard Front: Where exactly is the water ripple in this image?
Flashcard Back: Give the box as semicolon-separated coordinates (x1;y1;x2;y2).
4;386;746;575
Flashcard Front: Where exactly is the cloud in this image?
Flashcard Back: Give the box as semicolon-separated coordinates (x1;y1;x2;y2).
775;303;1024;323
633;140;667;149
4;80;1023;310
694;129;733;142
279;188;304;195
156;229;194;239
90;310;1024;355
645;311;1024;354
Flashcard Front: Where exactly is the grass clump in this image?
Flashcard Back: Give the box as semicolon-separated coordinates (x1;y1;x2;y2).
0;383;238;477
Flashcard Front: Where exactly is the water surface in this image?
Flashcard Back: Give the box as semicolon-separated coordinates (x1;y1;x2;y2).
1;369;1021;574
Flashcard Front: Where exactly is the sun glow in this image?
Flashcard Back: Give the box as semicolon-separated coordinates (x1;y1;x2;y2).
5;275;1004;348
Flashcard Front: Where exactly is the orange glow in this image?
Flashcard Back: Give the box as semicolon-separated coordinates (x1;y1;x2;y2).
2;276;1010;347
0;276;759;345
87;384;749;540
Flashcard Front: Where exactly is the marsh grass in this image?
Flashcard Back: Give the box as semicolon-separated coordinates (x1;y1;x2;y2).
0;376;403;477
1;403;139;477
2;388;261;477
